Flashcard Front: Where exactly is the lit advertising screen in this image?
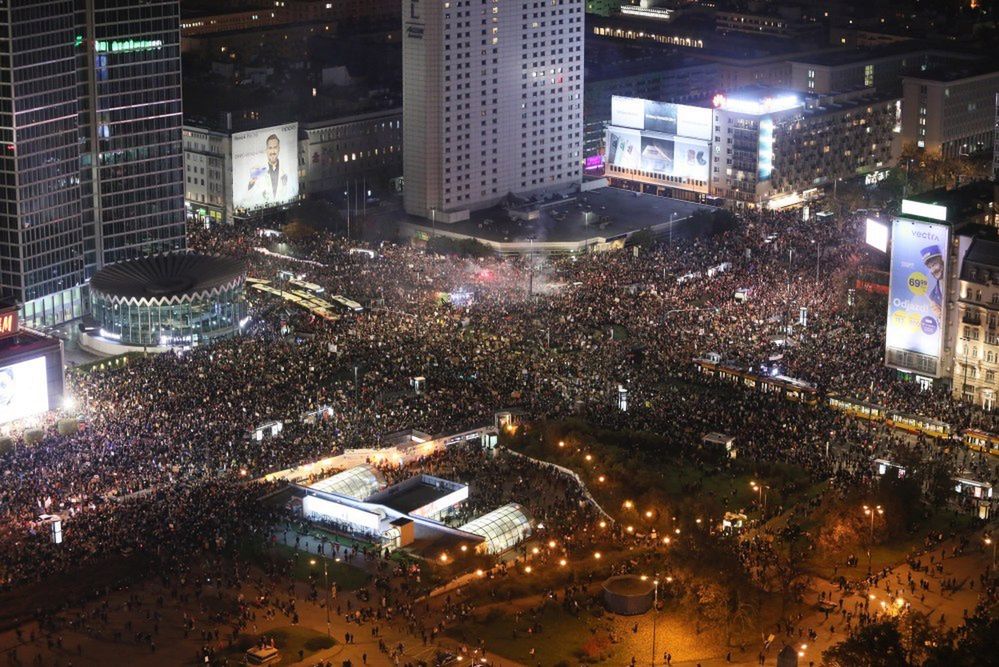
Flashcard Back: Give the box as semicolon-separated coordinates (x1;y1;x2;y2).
640;136;674;173
865;218;889;252
643;101;677;135
886;218;949;370
677;105;712;141
231;123;299;212
609;97;712;181
610;97;712;140
607;128;642;170
0;356;48;424
672;138;710;181
611;96;645;129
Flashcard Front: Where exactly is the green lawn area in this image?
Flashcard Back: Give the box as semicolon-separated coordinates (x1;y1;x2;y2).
804;508;976;580
241;540;370;592
279;544;371;591
205;625;335;665
506;419;812;533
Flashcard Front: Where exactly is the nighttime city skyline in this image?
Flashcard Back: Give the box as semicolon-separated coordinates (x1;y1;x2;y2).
0;0;998;665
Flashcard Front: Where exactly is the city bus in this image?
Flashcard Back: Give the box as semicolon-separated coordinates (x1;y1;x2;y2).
961;429;999;456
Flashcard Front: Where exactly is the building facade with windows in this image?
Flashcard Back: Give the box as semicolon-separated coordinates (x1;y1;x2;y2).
182;126;230;227
301;109;402;196
0;0;186;327
78;0;186;279
953;236;999;409
183;110;402;225
901;67;999;157
402;0;584;223
0;0;86;326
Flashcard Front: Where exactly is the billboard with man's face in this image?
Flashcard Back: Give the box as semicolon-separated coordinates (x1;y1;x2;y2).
885;218;949;374
232;123;299;212
0;356;48;425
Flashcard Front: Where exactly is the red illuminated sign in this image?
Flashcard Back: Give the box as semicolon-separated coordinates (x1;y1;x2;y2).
0;308;18;338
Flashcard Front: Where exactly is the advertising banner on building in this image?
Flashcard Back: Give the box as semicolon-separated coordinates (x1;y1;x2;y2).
677;104;712;141
0;356;48;424
643;101;677;135
885;218;950;374
610;97;713;140
610;96;646;130
607;128;642;170
231;123;299;212
640;136;675;173
671;138;710;181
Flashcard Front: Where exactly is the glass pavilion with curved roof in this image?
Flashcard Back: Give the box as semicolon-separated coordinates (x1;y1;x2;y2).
308;464;387;500
459;503;533;554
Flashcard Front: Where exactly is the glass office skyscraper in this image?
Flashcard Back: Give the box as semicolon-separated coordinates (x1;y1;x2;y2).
0;0;185;326
0;0;85;322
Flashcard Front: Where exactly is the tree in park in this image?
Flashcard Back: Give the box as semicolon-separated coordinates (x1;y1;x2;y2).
823;620;908;667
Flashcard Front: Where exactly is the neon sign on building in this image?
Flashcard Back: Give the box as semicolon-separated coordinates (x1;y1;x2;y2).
95;39;164;53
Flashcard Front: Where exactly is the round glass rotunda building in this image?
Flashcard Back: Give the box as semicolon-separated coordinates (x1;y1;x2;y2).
88;253;247;349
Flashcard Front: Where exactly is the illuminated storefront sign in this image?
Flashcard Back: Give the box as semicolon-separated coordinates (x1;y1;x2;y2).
0;308;18;338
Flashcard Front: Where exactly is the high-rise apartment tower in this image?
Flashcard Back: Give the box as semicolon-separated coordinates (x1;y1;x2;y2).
402;0;584;222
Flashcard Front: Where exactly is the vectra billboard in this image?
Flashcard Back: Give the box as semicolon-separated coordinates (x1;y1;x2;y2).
885;218;949;375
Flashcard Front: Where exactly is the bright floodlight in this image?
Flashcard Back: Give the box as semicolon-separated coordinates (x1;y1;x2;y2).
865;218;889;253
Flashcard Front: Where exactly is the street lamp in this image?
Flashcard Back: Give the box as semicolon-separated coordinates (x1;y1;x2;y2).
528;236;536;296
750;481;769;515
310;556;331;638
985;536;996;568
863;505;884;574
651;576;660;666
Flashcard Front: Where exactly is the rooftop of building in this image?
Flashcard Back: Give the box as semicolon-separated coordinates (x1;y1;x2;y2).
960;234;999;282
902;58;999;83
786;41;929;67
366;475;465;514
89;253;247;302
584;39;708;81
0;327;61;362
908;181;998;225
589;13;808;58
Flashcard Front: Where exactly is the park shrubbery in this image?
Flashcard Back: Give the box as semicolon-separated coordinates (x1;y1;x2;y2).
426;236;495;258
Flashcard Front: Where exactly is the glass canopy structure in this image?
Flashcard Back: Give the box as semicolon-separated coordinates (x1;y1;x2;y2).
309;464;387;500
459;503;533;554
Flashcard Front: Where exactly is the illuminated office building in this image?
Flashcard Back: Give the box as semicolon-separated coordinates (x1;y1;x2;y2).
0;0;184;326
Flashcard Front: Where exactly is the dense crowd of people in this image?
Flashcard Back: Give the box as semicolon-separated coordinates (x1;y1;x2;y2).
0;203;995;664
